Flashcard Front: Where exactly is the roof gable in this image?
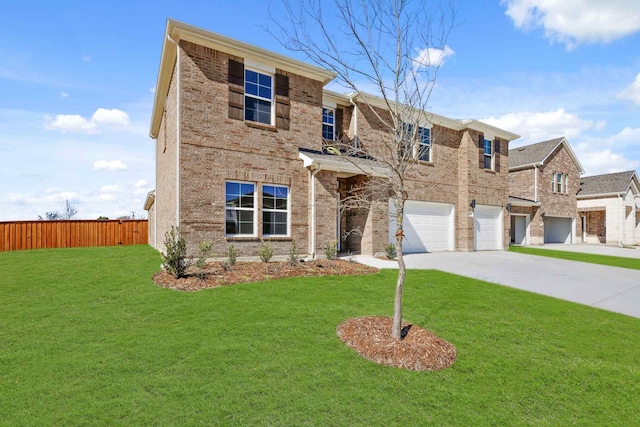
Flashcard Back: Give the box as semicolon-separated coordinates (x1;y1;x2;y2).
577;170;640;197
509;137;584;173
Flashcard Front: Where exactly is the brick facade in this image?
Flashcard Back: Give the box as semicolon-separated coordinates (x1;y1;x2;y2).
148;21;519;257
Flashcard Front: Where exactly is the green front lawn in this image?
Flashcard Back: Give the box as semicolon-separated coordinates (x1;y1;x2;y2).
510;245;640;270
1;245;639;426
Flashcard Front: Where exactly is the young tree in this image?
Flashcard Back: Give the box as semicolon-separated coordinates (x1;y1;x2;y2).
270;0;455;340
62;199;78;220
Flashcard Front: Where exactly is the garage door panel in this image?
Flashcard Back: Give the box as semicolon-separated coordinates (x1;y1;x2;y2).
474;205;503;251
389;201;454;253
544;217;572;244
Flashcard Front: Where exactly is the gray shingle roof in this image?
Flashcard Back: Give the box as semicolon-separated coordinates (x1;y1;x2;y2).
578;170;637;196
508;138;565;169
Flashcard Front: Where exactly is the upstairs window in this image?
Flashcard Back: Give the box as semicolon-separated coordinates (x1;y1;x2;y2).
417;127;431;162
552;172;568;194
483;139;494;170
244;69;272;125
322;108;335;140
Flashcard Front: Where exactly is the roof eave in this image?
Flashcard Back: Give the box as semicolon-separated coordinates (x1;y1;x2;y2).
576;192;623;199
298;152;389;177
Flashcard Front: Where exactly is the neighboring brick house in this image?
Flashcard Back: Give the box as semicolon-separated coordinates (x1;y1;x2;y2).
577;170;640;246
145;19;519;257
508;137;584;245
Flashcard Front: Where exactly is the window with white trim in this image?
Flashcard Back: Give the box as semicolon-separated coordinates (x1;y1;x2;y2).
484;139;494;170
322;108;335;140
225;181;256;236
552;172;568;194
417;126;431;162
262;185;289;236
244;69;272;125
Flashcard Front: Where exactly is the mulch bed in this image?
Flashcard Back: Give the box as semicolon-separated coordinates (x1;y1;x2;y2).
152;259;379;292
337;316;457;371
153;260;456;371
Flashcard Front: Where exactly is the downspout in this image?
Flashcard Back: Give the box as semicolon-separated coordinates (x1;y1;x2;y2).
166;34;181;228
534;164;538;202
618;193;623;247
310;165;323;259
349;97;359;148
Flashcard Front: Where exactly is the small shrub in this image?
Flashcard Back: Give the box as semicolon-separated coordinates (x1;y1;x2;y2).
288;242;299;267
384;243;397;259
193;240;214;280
227;244;238;266
258;240;273;263
161;226;189;278
324;241;338;260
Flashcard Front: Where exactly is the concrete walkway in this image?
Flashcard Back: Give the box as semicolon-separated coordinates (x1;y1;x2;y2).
351;251;640;319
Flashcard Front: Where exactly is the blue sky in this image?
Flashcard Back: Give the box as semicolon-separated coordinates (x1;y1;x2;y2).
1;0;639;220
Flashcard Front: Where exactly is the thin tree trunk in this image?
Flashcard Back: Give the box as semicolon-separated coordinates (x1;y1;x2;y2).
391;206;405;340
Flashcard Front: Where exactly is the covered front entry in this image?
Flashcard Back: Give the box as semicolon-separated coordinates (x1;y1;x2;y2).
390;200;454;253
474;205;503;250
544;216;572;244
510;214;528;245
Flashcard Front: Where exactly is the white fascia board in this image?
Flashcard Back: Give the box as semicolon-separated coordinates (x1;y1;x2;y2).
143;191;156;210
576;192;623;199
169;19;335;83
323;89;350;107
460;119;521;141
509;163;540;172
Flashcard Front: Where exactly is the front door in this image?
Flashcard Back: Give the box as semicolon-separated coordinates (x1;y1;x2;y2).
511;215;526;245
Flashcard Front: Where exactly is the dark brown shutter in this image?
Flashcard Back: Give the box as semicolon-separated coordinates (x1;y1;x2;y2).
228;59;244;121
494;138;501;172
335;107;344;140
478;133;485;169
275;72;290;130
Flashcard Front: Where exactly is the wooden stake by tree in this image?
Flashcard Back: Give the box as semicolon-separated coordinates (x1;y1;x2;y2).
270;0;456;340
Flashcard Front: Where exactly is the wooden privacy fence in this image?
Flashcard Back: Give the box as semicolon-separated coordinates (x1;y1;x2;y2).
0;220;148;252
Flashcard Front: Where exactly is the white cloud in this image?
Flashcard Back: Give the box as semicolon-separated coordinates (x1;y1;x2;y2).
413;46;455;71
616;73;640;105
574;147;639;176
44;114;98;134
44;108;130;134
93;160;127;171
482;108;596;145
502;0;640;48
98;193;116;201
134;179;147;188
91;108;129;125
82;54;91;62
100;185;122;193
60;92;69;99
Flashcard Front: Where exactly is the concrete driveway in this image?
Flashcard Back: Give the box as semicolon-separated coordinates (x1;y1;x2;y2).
354;251;640;319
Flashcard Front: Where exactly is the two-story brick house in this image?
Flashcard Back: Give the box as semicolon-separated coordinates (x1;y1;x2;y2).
145;19;519;257
508;137;584;245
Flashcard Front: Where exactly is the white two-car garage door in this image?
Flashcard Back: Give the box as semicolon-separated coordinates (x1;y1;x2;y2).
389;201;454;253
474;205;503;251
544;217;572;244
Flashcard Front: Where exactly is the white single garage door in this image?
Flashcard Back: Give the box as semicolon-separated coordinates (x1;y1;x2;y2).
389;201;454;253
474;205;503;251
544;217;572;244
